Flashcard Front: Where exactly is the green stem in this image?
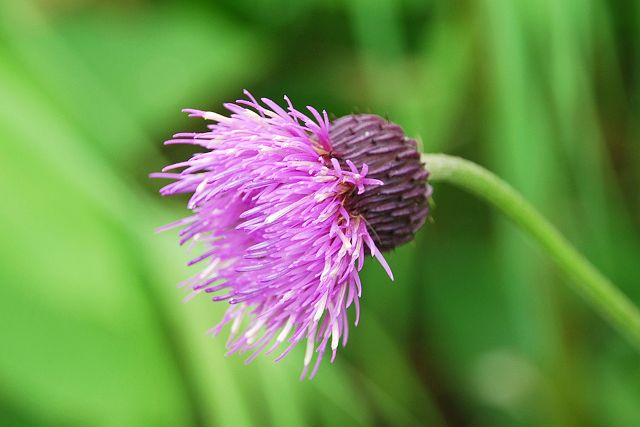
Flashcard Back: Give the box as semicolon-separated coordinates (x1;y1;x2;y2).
423;153;640;351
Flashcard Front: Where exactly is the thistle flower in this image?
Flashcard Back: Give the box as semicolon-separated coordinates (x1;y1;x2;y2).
152;91;430;378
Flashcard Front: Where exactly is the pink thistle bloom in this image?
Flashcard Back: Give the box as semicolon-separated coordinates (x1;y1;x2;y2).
152;91;429;379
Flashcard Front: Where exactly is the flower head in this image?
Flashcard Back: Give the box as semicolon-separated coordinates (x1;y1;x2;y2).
152;91;429;378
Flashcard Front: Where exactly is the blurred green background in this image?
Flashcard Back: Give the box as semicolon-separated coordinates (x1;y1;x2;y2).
1;0;639;426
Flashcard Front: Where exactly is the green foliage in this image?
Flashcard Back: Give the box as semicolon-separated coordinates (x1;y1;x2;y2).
0;0;638;426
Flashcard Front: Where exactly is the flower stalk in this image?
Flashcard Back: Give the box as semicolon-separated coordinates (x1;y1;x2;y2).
424;153;640;351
